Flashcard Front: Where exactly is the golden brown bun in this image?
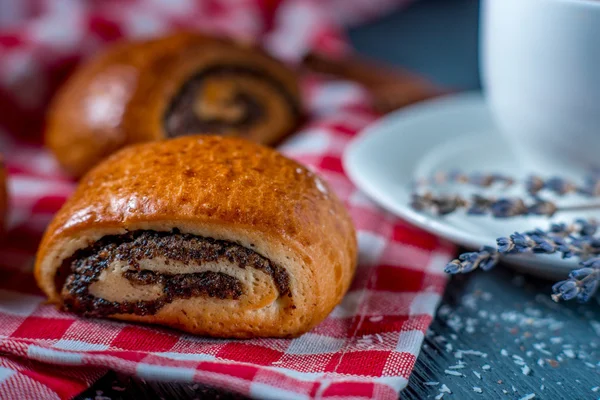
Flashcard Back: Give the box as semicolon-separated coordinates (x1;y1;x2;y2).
46;33;302;178
35;136;356;338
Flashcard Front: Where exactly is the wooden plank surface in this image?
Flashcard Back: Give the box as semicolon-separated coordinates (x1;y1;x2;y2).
404;265;600;399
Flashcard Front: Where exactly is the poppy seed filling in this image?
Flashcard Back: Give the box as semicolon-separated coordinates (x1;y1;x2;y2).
163;66;300;137
59;230;291;317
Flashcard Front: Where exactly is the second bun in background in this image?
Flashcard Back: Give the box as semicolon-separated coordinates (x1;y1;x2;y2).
46;33;302;177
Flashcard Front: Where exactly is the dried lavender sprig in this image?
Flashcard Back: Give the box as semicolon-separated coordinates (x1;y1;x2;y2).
411;192;600;218
496;231;600;260
410;192;468;216
526;176;579;196
412;192;530;217
413;171;515;189
444;246;498;274
549;218;599;237
416;170;600;198
444;218;600;302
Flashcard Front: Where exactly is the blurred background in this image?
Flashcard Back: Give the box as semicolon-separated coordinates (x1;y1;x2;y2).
350;0;479;89
0;0;480;142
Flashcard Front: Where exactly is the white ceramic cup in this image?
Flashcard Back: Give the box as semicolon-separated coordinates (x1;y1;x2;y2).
481;0;600;174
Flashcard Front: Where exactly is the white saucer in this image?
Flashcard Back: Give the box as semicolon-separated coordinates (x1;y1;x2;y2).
343;92;592;278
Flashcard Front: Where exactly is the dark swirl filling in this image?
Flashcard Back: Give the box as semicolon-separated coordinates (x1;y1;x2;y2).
163;66;299;137
58;230;290;317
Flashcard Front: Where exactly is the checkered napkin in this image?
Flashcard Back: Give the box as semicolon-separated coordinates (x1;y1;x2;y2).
0;1;454;399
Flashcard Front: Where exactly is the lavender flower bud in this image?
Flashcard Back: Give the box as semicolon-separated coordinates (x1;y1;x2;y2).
491;198;528;218
467;194;493;215
478;246;499;270
550;223;570;236
528;199;558;217
552;259;600;302
436;195;467;215
410;193;431;211
466;205;487;215
576;218;598;236
529;234;558;253
545;177;577;195
579;279;599;303
552;280;580;301
569;267;595;279
457;251;482;273
580;258;600;269
497;237;514;253
444;259;463;274
588;237;600;249
525;176;545;195
555;238;577;258
570;236;600;258
445;246;498;274
511;232;534;252
527;228;548;237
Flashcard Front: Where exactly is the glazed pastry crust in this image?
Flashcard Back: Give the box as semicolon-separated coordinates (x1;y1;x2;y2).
35;136;356;338
45;33;301;177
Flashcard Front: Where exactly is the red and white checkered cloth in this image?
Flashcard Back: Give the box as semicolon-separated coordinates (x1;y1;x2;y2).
0;1;454;399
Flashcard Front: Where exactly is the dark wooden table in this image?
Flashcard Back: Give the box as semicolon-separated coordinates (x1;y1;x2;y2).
77;1;600;398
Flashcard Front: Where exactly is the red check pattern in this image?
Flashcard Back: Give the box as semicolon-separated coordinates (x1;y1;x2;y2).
0;1;454;399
